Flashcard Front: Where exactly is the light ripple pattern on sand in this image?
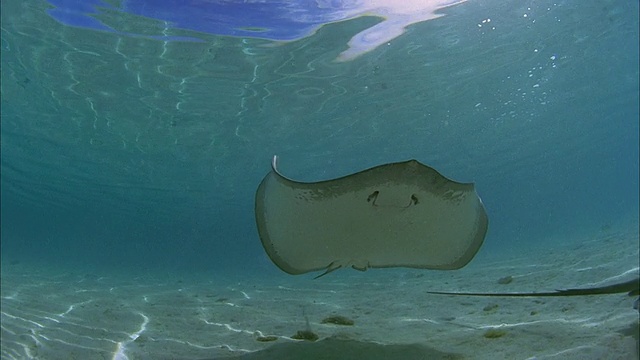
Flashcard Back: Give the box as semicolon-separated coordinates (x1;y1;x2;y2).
0;228;638;359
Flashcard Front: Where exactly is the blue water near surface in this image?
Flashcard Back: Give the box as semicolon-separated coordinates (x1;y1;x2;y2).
45;0;342;40
1;0;638;278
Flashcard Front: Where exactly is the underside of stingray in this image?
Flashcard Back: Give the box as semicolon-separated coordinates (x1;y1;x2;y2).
254;156;488;278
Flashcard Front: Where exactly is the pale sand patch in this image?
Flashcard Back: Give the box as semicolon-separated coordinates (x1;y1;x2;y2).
1;227;637;360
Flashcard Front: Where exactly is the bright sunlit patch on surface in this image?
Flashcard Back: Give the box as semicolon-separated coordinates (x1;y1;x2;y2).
330;0;467;61
45;0;467;61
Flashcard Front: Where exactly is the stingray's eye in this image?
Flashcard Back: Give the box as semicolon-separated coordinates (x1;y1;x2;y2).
411;194;418;205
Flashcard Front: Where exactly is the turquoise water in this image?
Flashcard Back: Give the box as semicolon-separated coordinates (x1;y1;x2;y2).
1;0;638;294
1;1;639;358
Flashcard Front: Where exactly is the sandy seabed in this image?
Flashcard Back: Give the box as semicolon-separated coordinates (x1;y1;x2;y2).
1;227;638;360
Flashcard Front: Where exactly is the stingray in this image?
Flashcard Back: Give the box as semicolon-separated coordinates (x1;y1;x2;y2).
427;277;639;299
255;156;488;278
428;277;640;312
